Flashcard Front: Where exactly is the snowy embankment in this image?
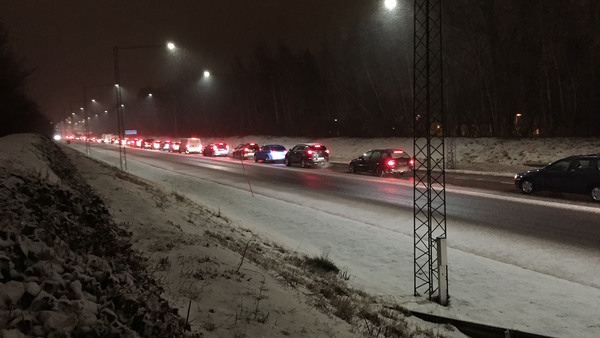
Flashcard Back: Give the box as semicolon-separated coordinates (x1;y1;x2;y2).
0;134;189;337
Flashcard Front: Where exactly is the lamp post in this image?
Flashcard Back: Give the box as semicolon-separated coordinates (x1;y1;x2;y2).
113;42;176;170
82;84;113;155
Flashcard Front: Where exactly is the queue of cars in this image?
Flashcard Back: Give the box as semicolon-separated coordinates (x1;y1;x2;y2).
69;134;600;202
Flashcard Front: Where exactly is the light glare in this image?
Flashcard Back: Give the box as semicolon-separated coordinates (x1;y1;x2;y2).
167;42;176;50
203;70;210;78
384;0;397;10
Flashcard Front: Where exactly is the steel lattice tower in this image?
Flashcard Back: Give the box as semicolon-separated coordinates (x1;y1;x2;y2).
413;0;448;303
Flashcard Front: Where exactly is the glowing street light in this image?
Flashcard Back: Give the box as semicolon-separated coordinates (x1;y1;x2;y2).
203;70;210;78
384;0;397;10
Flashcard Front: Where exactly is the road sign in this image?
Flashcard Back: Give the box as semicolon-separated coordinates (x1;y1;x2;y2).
125;130;137;135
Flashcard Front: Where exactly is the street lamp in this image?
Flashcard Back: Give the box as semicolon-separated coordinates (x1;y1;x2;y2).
83;84;113;155
113;41;176;170
384;0;397;10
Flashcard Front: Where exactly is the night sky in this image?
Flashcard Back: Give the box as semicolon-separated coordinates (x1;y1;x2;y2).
1;0;390;123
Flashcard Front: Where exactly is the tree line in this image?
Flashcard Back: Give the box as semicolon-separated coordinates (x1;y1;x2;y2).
0;21;52;138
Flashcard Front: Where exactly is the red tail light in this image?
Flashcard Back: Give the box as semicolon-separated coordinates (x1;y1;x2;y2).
307;149;314;155
325;149;330;154
386;159;396;167
212;145;217;151
409;159;415;166
243;147;249;152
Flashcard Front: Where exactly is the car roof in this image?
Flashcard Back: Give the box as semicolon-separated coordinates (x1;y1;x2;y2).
363;148;409;153
562;154;600;159
295;143;326;147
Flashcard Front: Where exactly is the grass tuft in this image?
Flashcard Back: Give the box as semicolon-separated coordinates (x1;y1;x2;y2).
303;254;339;274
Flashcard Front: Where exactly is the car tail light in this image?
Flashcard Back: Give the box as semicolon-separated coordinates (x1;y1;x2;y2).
244;147;249;152
386;159;396;167
409;159;415;166
212;145;217;151
325;149;330;154
314;144;321;148
307;149;314;155
226;145;230;150
393;150;404;154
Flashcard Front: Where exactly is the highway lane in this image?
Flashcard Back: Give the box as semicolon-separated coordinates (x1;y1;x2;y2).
75;142;600;252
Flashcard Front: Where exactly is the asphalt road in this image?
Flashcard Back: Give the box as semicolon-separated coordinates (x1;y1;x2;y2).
71;142;600;252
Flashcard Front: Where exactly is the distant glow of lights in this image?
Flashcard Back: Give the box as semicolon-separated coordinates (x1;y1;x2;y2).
384;0;397;10
148;93;153;97
53;135;61;141
203;70;210;78
167;42;176;50
91;99;96;102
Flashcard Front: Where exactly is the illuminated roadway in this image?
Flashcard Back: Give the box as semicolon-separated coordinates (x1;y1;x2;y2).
73;142;600;251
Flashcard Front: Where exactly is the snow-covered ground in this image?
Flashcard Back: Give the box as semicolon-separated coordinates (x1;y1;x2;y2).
3;133;600;337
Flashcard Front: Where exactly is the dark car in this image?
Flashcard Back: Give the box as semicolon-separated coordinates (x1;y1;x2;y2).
284;143;329;168
254;144;287;163
160;139;173;151
232;142;260;160
203;142;230;157
348;149;414;177
142;138;154;149
514;154;600;202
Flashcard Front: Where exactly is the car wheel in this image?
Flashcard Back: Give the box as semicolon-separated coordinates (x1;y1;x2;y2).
520;180;534;194
375;166;385;177
254;157;259;163
301;158;309;168
284;157;291;167
349;163;356;173
591;186;600;202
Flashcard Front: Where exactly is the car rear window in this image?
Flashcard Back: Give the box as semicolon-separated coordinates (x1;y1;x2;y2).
309;145;327;151
272;145;286;151
391;153;410;159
